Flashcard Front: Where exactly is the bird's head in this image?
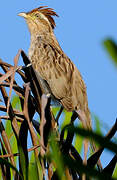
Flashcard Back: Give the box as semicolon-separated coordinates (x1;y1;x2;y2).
18;6;59;35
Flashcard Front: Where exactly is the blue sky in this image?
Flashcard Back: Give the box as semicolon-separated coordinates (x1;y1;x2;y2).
0;0;117;168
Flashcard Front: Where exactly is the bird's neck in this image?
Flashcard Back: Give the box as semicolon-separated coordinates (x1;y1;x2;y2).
28;31;62;59
31;33;48;42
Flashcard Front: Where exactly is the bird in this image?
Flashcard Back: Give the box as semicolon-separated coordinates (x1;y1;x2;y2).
18;6;101;168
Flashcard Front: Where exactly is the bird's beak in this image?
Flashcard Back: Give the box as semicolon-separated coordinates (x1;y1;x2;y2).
18;12;27;18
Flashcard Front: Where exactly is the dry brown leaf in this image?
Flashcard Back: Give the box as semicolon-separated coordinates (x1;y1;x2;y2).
7;50;21;114
0;67;14;84
23;82;40;158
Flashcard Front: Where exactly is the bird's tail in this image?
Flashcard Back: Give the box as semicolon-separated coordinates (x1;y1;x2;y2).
85;108;102;170
77;107;102;170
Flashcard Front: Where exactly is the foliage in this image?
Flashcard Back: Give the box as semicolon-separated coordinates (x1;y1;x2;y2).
103;37;117;179
103;38;117;67
0;50;117;180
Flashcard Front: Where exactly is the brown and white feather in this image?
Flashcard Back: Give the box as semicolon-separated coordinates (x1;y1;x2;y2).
18;6;102;169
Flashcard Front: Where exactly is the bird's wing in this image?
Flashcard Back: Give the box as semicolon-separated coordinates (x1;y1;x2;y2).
35;36;87;111
36;38;74;99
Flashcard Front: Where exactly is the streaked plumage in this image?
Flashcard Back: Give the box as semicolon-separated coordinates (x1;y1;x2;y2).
18;6;102;169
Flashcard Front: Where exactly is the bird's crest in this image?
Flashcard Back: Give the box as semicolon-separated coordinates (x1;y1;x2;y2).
27;6;59;29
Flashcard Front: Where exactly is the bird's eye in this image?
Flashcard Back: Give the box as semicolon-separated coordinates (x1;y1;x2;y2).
35;14;39;17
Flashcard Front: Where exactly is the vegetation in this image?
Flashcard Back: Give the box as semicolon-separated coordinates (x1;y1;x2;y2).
0;46;117;180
